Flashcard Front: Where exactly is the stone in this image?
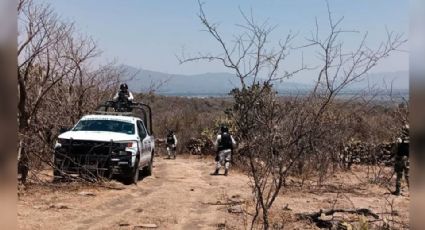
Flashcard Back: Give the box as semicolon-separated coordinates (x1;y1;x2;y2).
282;204;292;211
228;205;243;213
78;191;96;196
134;208;144;213
134;223;158;228
228;194;243;204
49;203;69;209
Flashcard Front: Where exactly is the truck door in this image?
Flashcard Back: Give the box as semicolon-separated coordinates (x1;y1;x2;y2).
136;120;151;165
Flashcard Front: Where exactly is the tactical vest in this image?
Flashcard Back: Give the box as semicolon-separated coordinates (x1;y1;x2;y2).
218;132;232;151
118;90;130;101
167;134;175;145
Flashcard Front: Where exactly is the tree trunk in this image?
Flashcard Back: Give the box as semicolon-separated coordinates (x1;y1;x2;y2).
18;73;29;184
18;140;29;183
262;208;270;230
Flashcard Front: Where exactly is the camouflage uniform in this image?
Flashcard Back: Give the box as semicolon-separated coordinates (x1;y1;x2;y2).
166;133;177;159
394;125;409;195
213;132;236;176
342;139;359;169
216;149;232;172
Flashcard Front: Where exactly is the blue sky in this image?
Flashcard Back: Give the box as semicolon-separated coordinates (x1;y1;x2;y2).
41;0;408;82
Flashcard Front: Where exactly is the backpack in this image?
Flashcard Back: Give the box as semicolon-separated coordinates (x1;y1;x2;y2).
167;134;175;145
397;142;409;157
218;132;232;151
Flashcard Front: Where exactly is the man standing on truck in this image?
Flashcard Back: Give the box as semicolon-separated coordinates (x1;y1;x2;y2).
166;130;178;159
212;125;236;176
113;83;134;112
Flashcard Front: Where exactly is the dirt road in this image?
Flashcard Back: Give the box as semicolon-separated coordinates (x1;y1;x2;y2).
18;156;251;230
18;155;410;229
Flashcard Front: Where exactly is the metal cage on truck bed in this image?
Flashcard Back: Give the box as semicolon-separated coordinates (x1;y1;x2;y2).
95;100;153;135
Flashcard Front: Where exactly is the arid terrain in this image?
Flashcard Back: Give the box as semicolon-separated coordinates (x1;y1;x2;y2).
13;0;411;229
18;154;409;230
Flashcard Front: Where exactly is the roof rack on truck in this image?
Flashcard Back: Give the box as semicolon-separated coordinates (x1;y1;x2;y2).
93;111;134;116
95;100;153;135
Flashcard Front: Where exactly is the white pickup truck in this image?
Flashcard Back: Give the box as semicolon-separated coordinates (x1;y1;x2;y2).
54;103;155;185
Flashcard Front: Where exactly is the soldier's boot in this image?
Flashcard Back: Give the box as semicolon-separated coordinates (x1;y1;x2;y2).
392;189;400;196
393;172;402;195
224;162;230;176
212;169;219;175
406;174;409;188
405;166;410;188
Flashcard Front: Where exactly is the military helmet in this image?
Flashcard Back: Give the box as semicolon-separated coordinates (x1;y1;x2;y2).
220;125;229;133
120;83;129;90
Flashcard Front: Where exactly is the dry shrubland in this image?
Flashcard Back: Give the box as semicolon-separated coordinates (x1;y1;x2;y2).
17;0;409;229
178;1;407;229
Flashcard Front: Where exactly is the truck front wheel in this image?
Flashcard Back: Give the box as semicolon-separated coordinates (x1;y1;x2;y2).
123;164;139;185
141;153;153;177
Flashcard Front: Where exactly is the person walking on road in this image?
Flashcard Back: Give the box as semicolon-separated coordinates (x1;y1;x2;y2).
212;125;236;176
166;130;178;159
393;124;409;196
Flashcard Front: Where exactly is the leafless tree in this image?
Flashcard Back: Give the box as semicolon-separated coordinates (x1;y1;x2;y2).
180;1;406;229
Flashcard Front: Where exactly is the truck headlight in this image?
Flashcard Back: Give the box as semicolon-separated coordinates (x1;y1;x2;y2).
117;141;137;151
57;138;68;144
126;141;136;148
55;138;68;148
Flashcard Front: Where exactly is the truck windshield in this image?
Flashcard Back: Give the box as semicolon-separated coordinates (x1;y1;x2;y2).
73;120;135;135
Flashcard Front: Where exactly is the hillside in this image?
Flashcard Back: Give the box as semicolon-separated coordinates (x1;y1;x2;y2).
122;65;408;96
122;65;311;96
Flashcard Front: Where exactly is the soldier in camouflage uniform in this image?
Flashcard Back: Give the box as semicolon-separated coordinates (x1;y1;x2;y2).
212;125;236;176
342;138;359;170
393;124;409;196
166;130;178;159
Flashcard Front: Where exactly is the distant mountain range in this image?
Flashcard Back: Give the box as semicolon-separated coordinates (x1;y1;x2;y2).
348;71;409;90
122;65;408;96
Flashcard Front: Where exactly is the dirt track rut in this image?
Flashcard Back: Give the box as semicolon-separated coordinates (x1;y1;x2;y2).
18;156;250;230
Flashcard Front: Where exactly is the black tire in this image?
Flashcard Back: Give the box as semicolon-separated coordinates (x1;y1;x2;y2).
133;166;140;184
53;168;61;177
53;169;63;182
52;169;62;183
123;165;139;185
52;156;64;182
141;154;153;177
